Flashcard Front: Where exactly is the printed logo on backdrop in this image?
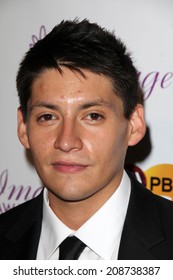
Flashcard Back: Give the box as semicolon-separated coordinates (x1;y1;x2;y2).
29;25;46;48
138;71;173;100
0;170;42;214
126;164;173;201
145;164;173;201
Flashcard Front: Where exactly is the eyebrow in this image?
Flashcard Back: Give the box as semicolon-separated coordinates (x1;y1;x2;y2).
29;99;114;113
29;102;60;113
79;99;113;110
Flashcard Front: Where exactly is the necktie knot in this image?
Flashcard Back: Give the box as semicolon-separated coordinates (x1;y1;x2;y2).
59;236;86;260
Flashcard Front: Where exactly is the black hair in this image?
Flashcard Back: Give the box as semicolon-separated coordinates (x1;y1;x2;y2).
16;18;143;121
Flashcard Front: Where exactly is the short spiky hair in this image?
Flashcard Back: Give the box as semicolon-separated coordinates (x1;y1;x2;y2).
16;18;142;120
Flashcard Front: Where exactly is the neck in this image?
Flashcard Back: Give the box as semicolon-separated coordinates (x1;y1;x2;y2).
48;177;122;230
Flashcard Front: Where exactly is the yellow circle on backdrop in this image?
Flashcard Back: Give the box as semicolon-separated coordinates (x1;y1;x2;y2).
145;164;173;201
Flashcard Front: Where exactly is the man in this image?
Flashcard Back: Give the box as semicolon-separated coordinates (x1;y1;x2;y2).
0;19;173;260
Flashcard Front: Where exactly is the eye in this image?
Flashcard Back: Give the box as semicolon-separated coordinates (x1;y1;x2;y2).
90;113;103;120
85;113;104;121
38;113;56;122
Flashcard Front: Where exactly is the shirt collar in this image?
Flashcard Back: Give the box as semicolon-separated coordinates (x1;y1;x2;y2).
39;171;130;259
39;190;73;259
75;171;130;259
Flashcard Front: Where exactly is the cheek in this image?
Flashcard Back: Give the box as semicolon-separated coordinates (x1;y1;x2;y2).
82;130;105;154
98;127;129;161
27;129;53;159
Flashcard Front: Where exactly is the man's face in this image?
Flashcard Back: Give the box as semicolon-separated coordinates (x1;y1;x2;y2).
18;67;145;206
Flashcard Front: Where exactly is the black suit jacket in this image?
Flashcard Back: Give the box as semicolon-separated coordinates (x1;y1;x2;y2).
0;172;173;260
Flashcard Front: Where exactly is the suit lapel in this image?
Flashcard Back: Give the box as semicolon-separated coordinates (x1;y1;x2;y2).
118;173;165;260
0;191;43;260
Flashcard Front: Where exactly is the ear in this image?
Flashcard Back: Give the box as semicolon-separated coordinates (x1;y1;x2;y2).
128;104;146;146
17;108;30;149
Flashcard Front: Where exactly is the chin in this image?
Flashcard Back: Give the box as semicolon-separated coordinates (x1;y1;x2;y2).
59;192;90;203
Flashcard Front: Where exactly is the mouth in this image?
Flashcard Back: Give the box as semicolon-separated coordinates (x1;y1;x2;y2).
52;161;88;174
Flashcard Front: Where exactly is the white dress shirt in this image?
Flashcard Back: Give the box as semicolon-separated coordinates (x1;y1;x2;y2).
36;171;131;260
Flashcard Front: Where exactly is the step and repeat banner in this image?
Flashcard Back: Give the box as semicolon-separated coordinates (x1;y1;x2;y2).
0;0;173;213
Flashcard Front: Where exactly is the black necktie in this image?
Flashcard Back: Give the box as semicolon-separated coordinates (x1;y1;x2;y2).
59;236;86;260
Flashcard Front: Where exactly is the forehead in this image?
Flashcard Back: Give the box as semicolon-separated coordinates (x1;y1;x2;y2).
30;67;123;111
32;67;114;92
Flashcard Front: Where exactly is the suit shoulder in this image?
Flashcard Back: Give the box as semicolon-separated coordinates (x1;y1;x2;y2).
153;192;173;217
0;192;43;228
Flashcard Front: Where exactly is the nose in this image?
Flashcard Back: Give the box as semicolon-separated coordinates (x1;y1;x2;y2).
54;118;83;152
